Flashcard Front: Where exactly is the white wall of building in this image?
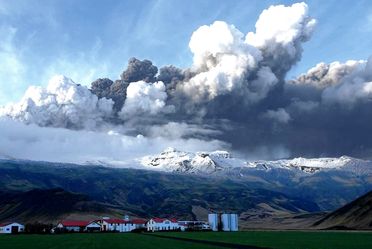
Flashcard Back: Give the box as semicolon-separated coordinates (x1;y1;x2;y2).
0;223;24;234
146;219;179;232
85;222;101;231
101;221;137;232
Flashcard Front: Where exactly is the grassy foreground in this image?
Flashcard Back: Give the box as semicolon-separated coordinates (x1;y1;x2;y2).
161;231;372;249
0;233;224;249
0;231;371;249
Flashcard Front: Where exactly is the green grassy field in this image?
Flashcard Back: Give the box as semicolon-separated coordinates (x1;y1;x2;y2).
0;233;225;249
0;231;371;249
161;231;372;249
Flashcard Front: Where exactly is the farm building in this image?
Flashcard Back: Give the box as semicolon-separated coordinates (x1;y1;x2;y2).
84;221;101;232
56;220;101;232
146;218;179;232
178;220;211;231
0;222;24;234
99;218;133;232
97;218;147;232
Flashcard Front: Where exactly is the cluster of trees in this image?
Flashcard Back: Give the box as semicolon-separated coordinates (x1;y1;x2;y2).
24;223;54;234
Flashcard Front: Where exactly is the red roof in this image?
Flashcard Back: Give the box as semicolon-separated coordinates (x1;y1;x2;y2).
131;219;147;225
59;220;90;227
0;222;12;227
151;218;178;223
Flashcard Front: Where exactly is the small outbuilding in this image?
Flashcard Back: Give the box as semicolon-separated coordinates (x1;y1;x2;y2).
84;221;101;232
0;222;25;234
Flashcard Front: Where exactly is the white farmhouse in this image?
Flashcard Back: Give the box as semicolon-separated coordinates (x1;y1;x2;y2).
0;222;24;234
99;218;130;232
146;218;179;232
98;218;147;232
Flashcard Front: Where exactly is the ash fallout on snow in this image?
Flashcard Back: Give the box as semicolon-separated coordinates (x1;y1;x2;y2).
2;2;372;161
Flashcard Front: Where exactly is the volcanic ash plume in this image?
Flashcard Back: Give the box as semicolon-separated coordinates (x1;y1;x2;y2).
0;75;114;129
3;2;372;159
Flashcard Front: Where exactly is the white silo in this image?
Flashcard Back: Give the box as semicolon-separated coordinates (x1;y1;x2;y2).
208;213;218;231
221;213;238;231
221;214;231;231
230;214;238;231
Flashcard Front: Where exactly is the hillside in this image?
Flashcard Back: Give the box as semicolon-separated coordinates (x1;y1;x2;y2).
313;190;372;230
0;188;123;223
0;159;320;223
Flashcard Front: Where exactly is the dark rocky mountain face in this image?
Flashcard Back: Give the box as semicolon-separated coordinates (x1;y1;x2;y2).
0;160;320;223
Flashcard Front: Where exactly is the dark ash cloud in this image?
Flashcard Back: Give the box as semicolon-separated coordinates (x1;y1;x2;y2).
2;3;372;160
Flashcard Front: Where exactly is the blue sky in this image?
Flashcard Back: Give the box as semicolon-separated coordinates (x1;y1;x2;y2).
1;0;372;105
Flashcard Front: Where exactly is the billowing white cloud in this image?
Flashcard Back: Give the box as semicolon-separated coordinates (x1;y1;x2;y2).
0;75;114;129
0;118;227;165
179;2;315;104
120;80;173;118
246;2;316;68
180;21;263;101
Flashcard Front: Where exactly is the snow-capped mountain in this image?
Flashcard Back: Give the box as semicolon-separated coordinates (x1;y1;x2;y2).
140;147;245;173
139;148;372;210
140;147;372;175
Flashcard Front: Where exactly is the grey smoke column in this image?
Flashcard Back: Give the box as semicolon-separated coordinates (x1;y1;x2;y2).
90;58;160;113
121;57;158;83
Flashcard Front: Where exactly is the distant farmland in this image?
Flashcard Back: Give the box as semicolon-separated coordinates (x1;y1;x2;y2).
0;231;372;249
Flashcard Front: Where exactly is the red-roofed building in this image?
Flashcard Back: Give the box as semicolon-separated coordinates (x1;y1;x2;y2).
97;217;146;232
56;220;100;232
146;218;179;232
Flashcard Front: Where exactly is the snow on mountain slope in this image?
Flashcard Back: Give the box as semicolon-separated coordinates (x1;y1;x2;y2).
140;148;372;175
140;147;245;173
248;156;355;173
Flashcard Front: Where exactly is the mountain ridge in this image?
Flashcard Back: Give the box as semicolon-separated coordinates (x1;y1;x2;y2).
313;190;372;230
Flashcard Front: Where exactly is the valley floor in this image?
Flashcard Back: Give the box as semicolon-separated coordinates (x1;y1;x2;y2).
0;231;371;249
